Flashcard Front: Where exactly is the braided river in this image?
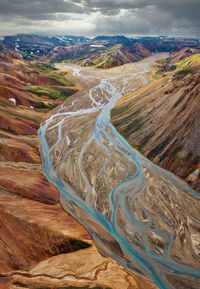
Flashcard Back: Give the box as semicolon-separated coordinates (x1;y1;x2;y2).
38;54;200;289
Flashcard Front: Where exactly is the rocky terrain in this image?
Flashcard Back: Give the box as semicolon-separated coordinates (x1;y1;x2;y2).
111;50;200;191
0;53;158;289
41;42;152;68
1;34;199;68
1;34;89;60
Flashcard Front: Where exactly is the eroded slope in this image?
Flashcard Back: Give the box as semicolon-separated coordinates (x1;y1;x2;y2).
111;52;200;191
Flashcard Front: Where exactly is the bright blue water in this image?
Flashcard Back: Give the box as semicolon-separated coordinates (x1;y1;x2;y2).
38;58;200;289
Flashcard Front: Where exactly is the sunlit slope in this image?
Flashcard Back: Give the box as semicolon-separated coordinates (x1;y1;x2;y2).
111;53;200;191
0;53;79;202
43;42;151;68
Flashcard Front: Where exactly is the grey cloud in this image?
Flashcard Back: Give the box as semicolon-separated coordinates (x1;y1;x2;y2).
0;0;150;18
0;0;85;19
0;0;199;37
93;5;200;37
80;0;150;15
151;0;200;23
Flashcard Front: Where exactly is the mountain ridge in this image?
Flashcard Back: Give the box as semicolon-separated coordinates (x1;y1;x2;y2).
1;34;199;68
111;50;200;191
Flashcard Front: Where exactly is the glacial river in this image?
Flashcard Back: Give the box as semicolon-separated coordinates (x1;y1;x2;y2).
38;55;200;289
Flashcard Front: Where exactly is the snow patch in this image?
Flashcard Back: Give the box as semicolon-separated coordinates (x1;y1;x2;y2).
15;41;23;58
15;42;19;51
55;36;66;42
90;44;104;48
9;98;16;105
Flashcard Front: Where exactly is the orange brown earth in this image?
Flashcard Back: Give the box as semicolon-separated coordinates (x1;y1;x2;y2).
0;53;158;289
111;49;200;192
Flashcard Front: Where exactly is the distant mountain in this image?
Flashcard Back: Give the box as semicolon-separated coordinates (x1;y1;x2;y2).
2;34;89;60
111;50;200;191
93;35;130;41
3;34;89;47
42;41;151;68
1;34;200;68
139;36;200;52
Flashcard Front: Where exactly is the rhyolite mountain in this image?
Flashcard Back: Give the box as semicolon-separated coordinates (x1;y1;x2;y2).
111;49;200;191
41;42;152;68
1;34;200;67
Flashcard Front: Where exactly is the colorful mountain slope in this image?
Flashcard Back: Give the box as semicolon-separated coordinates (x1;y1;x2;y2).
41;41;152;68
0;52;82;268
0;52;79;202
2;34;199;68
111;51;200;191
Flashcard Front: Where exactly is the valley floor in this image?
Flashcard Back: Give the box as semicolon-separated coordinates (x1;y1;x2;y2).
39;54;200;289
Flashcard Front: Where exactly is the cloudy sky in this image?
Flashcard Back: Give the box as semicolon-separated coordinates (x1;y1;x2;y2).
0;0;199;37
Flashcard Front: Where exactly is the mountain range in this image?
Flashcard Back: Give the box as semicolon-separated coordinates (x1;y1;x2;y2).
1;34;200;68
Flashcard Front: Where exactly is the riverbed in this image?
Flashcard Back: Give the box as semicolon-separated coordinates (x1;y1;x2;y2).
38;54;200;289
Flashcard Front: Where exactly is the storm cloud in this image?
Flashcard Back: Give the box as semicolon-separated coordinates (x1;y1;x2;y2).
0;0;199;37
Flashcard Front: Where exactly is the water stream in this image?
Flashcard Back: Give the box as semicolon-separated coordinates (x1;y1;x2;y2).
38;55;200;289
